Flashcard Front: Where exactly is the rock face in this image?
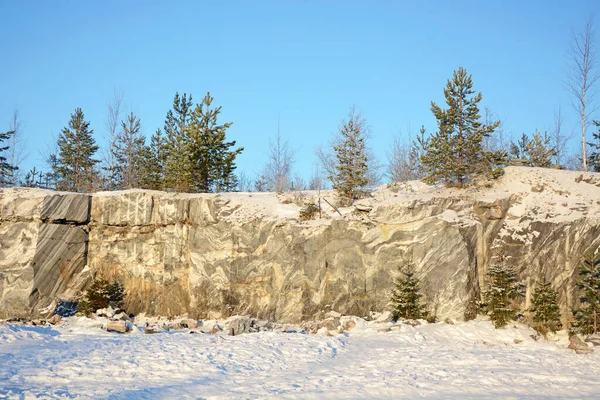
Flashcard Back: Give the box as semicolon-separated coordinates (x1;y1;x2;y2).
1;167;600;325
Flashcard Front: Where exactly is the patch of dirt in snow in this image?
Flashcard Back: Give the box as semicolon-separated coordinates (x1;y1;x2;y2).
1;318;599;399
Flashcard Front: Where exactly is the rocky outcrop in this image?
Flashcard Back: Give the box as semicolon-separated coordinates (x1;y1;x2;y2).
1;167;599;324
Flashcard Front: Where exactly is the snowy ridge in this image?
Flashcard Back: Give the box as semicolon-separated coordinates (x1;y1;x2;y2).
1;317;599;399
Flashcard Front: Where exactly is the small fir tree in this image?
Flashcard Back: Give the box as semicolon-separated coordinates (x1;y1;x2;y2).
529;279;562;335
331;107;370;200
78;278;125;316
390;262;428;320
572;249;600;335
0;130;17;187
482;263;525;328
422;67;507;186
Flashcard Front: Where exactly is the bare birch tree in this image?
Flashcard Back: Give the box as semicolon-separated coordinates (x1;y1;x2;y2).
258;119;296;193
7;110;27;186
549;106;572;168
566;16;598;171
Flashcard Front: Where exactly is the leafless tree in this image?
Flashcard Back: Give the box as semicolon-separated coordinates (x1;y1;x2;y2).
7;110;27;186
548;106;572;168
483;107;511;155
386;134;412;182
308;165;324;191
258;119;296;193
236;171;252;192
102;90;124;189
566;16;598;171
291;173;306;191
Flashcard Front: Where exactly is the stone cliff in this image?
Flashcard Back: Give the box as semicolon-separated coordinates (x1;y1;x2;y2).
1;167;599;324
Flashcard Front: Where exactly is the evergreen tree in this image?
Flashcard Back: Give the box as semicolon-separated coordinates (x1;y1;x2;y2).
390;261;428;320
330;107;369;200
529;279;562;335
422;67;507;186
112;112;145;189
55;108;99;192
482;262;524;328
510;130;556;167
187;92;243;193
22;167;44;188
78;278;125;316
0;129;17;187
140;128;166;190
163;93;194;192
589;120;600;172
408;126;430;180
572;249;600;335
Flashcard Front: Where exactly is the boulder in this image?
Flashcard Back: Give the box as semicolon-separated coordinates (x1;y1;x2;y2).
144;328;157;334
31;319;45;326
223;316;251;336
319;317;340;332
170;323;183;330
105;321;130;334
378;327;391;333
354;203;372;213
342;320;356;332
47;314;62;325
486;206;503;220
585;334;600;346
568;335;594;354
301;321;320;334
96;308;115;319
372;311;393;323
210;324;223;335
181;319;199;329
112;312;131;322
317;327;334;336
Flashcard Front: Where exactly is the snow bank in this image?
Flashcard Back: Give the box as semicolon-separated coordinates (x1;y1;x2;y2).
1;318;599;399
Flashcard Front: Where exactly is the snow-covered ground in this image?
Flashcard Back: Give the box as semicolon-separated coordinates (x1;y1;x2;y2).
1;318;599;399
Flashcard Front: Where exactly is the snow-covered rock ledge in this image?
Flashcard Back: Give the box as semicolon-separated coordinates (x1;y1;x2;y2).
1;167;600;324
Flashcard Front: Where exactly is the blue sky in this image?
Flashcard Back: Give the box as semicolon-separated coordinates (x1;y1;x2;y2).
1;0;599;183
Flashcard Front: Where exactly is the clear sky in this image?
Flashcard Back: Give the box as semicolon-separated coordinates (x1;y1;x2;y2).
1;0;599;184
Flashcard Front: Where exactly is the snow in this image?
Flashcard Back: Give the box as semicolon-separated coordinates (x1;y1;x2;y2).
2;318;600;399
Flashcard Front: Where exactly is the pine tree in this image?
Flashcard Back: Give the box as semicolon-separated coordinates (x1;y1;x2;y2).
529;279;562;335
572;249;600;335
0;130;17;187
140;128;166;190
422;67;507;186
390;261;428;320
163;92;194;192
187;92;243;193
510;130;556;167
112;111;145;189
55;108;99;192
482;262;524;328
331;107;369;200
589;120;600;172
